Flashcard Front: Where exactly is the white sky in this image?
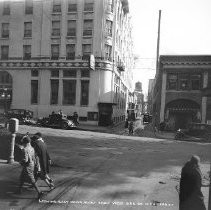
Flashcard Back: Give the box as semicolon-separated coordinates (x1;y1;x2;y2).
130;0;211;95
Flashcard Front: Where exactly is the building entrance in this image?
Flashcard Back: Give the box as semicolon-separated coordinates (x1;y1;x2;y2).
0;71;12;113
165;99;200;131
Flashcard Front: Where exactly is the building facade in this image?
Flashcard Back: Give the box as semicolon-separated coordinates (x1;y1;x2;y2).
153;55;211;131
0;0;134;126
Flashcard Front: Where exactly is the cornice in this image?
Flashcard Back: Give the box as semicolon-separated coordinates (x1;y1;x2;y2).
0;60;113;71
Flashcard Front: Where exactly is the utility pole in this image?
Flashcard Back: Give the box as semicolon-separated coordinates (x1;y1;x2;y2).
208;161;211;210
156;10;161;76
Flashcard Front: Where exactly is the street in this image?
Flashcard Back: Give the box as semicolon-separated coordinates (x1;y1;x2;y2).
0;124;211;210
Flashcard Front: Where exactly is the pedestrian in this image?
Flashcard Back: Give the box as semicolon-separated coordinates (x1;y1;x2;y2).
32;132;54;190
179;155;207;210
17;136;44;199
128;121;134;135
73;111;79;125
124;118;129;129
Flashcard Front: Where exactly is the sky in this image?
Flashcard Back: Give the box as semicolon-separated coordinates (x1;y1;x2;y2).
129;0;211;95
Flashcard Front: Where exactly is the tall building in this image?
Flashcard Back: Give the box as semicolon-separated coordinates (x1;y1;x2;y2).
0;0;134;126
153;55;211;130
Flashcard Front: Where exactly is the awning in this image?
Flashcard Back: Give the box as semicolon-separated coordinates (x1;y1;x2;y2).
168;108;198;112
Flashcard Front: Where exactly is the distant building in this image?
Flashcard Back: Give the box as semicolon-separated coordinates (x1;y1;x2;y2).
153;55;211;130
135;81;142;92
0;0;134;126
134;81;144;116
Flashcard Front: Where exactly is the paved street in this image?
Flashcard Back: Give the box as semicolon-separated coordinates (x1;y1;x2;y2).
0;125;211;210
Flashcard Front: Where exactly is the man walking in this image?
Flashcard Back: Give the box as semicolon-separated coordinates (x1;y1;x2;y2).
17;136;44;199
32;132;54;190
179;155;207;210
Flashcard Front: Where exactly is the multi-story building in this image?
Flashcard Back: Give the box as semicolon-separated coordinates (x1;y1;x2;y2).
0;0;134;126
153;55;211;130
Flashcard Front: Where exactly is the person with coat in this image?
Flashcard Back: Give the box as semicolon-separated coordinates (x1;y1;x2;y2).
179;155;207;210
32;132;54;190
128;121;134;135
17;136;44;199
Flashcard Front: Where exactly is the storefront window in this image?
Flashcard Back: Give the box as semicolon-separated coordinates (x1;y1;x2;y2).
191;74;201;90
63;80;76;105
167;74;177;90
179;74;189;90
31;80;38;104
50;80;59;104
80;80;89;106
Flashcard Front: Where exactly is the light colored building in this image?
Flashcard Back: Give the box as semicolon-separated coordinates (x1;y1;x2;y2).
0;0;134;126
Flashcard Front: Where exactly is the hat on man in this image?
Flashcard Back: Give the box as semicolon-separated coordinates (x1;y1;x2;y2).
34;132;42;139
22;136;31;144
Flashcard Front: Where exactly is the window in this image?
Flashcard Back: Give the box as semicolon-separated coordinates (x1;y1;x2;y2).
63;70;76;77
53;0;61;13
3;1;10;15
25;0;33;14
51;44;59;60
1;45;9;60
66;44;75;60
67;20;76;36
191;74;201;90
167;74;177;90
82;44;91;60
88;112;98;121
1;23;9;38
63;80;76;105
31;80;38;104
179;74;189;90
81;80;89;105
52;21;60;36
24;22;32;37
84;3;94;11
105;44;112;60
50;80;59;104
68;3;77;12
51;70;59;77
81;69;90;77
107;0;114;13
31;69;39;77
83;20;93;36
106;20;112;36
23;45;31;60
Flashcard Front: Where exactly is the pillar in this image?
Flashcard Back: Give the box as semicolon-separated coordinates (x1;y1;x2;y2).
160;71;167;122
202;71;208;123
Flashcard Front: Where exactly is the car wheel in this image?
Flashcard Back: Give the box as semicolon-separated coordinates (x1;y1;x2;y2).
62;122;68;129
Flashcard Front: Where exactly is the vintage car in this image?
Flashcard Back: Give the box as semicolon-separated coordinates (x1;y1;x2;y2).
37;113;76;129
4;109;34;124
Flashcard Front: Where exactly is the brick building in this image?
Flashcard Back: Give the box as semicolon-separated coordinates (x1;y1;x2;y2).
153;55;211;130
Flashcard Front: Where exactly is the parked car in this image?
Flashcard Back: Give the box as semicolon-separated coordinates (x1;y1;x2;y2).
142;113;152;124
37;113;76;129
4;109;34;124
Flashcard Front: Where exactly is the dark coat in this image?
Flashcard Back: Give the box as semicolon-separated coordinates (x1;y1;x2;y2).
179;161;206;210
32;139;50;175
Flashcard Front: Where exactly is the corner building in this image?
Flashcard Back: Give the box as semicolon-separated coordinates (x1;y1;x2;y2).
0;0;134;126
153;55;211;130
